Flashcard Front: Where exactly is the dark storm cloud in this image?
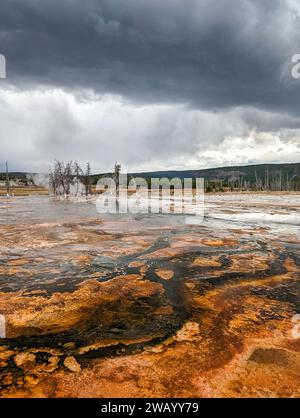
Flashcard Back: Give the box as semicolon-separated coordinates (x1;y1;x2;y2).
1;0;299;114
1;0;300;173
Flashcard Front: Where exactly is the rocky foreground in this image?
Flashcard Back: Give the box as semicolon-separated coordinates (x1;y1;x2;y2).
0;195;300;397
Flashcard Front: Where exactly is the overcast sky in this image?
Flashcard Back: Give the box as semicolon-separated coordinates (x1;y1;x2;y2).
0;0;300;173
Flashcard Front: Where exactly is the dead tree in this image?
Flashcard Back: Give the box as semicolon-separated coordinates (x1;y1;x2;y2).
49;160;73;197
49;169;56;196
114;162;121;212
73;161;82;197
84;162;92;196
5;161;10;196
114;162;121;199
49;160;92;197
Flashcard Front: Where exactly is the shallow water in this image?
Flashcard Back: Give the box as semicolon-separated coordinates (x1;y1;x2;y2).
0;194;300;397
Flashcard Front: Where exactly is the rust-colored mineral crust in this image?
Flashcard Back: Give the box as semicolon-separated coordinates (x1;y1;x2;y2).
1;195;300;398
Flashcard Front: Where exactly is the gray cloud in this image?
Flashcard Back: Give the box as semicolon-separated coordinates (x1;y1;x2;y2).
0;0;300;171
0;89;299;173
1;0;299;111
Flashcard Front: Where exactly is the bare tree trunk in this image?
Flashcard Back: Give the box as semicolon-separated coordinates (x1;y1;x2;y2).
114;162;121;212
84;162;91;196
5;161;10;196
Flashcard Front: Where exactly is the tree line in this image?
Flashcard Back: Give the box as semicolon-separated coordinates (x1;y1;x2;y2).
204;169;300;192
48;162;300;195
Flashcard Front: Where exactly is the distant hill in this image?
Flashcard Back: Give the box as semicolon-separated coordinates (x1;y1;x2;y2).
129;162;300;181
0;172;29;180
91;162;300;191
2;163;300;191
0;172;32;185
